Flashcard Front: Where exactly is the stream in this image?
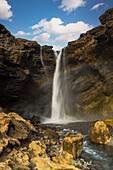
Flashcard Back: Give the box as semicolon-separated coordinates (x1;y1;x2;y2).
44;122;113;170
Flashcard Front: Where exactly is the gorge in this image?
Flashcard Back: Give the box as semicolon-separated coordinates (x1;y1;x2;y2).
0;8;113;121
0;7;113;170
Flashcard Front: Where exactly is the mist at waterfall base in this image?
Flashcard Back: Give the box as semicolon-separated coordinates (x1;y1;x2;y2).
43;49;78;124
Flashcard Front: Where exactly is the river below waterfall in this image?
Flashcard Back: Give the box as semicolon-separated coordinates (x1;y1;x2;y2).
43;121;113;170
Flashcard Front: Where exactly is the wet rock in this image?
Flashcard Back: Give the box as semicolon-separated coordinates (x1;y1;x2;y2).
0;119;83;170
65;131;74;137
71;158;92;170
49;139;57;146
44;128;59;139
30;115;41;125
61;132;83;159
90;120;111;144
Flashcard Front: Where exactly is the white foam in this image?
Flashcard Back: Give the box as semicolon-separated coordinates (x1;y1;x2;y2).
42;115;81;124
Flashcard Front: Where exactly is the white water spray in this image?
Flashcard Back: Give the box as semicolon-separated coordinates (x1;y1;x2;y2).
51;51;66;121
43;50;78;124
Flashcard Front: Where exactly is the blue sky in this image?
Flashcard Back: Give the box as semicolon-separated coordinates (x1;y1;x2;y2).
0;0;113;50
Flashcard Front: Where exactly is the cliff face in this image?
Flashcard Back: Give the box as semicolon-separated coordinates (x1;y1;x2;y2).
0;24;55;113
0;8;113;120
66;8;113;119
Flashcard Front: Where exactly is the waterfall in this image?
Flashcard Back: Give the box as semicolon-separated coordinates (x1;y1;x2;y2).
43;49;77;124
40;46;47;76
51;51;66;121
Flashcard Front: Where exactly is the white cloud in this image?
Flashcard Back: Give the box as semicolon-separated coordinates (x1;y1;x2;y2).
53;33;79;43
15;31;31;36
53;0;86;12
0;0;13;21
90;3;104;11
33;30;41;35
33;33;50;43
31;18;63;34
53;45;63;51
31;18;93;43
31;18;92;35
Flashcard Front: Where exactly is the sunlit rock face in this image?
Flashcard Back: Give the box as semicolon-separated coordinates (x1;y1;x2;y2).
61;132;83;159
0;111;37;154
90;121;111;144
66;8;113;119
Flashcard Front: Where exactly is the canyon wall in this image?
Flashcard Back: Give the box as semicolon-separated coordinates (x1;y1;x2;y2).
0;8;113;120
0;24;55;114
66;8;113;119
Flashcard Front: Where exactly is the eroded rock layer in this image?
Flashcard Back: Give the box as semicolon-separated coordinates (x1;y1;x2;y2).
66;8;113;119
0;8;113;120
0;24;55;114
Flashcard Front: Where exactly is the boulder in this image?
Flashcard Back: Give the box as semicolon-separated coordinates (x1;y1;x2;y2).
0;148;30;170
0;144;80;170
0;112;37;154
0;112;11;134
61;132;83;159
0;115;82;170
65;131;74;137
44;128;59;139
29;140;46;157
30;155;80;170
90;120;111;144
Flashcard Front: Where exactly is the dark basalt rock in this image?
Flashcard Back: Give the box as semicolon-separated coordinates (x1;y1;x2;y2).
66;8;113;119
0;24;55;114
0;8;113;120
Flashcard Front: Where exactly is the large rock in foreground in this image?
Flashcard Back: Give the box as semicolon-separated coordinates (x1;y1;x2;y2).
90;121;111;144
0;111;37;154
0;112;87;169
61;132;83;159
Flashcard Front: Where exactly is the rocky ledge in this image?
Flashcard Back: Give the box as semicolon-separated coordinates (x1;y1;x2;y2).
0;110;85;170
0;109;112;169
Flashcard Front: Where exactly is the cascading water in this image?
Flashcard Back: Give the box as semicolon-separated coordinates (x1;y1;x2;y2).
43;49;77;124
40;46;47;76
51;51;66;121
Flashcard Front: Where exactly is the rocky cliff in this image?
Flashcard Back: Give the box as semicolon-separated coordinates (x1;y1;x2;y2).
66;8;113;119
0;24;55;114
0;8;113;120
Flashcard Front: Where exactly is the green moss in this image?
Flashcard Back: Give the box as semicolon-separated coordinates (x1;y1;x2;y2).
32;57;40;66
9;50;25;59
